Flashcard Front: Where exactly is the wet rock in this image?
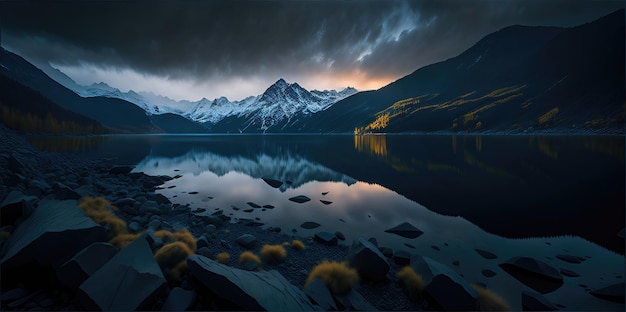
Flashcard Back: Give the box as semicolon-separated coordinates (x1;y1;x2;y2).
384;222;423;239
56;242;118;289
320;200;332;205
187;254;317;311
452;260;460;267
0;200;107;272
109;166;133;174
197;236;210;249
26;179;51;196
128;221;141;233
367;237;378;247
499;256;563;294
556;254;584;264
162;287;197;311
247;202;261;208
431;245;439;251
410;255;478;311
261;177;283;188
0;288;29;302
51;185;81;200
237;234;257;249
560;268;580;277
393;250;411;266
197;247;213;259
314;231;338;246
521;290;557;311
321;192;329;196
242;208;254;213
301;221;321;229
262;204;275;209
304;278;337;311
589;282;625;303
482;269;497;278
148;193;170;205
188;191;199;195
289;195;311;203
140;201;160;214
0;190;37;226
348;238;390;281
147;219;161;231
335;231;346;240
204;224;217;234
379;247;393;258
475;249;498;260
77;234;167;311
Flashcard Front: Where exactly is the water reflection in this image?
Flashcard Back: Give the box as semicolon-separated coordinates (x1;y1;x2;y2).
353;135;387;157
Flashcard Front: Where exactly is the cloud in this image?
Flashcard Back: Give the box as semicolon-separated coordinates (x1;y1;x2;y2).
1;0;623;100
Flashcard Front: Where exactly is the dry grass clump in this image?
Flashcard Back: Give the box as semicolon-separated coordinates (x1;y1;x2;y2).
216;252;230;265
305;260;359;294
397;266;424;300
239;251;261;266
260;244;287;262
154;241;194;282
174;229;197;252
109;233;142;249
78;196;126;237
154;230;176;243
282;241;291;246
472;284;511;311
291;239;305;250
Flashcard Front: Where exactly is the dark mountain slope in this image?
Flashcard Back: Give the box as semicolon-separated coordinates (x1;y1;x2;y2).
285;9;624;134
150;113;210;133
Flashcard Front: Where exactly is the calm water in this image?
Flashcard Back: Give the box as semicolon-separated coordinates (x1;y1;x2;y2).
29;134;625;254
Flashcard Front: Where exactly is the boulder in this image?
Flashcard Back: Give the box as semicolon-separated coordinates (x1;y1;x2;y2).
26;179;51;196
499;257;563;294
393;250;411;265
56;242;118;289
261;177;283;188
335;231;346;240
474;249;498;260
113;198;136;209
109;166;134;174
197;236;210;249
289;195;311;203
618;228;625;239
140;201;160;214
162;287;197;311
410;255;478;310
348;238;389;281
320;200;332;205
301;221;321;229
314;232;338;246
384;222;423;239
304;278;337;311
51;185;81;200
0;200;108;271
236;234;257;249
77;234;167;311
148;193;170;205
187;254;318;311
0;190;37;226
589;282;625;303
333;288;377;311
128;221;141;233
521;290;557;311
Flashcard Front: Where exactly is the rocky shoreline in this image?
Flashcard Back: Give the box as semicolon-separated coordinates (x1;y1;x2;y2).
1;125;624;311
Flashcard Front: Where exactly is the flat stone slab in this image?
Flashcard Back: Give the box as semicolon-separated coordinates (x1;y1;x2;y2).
475;248;498;260
522;290;557;311
57;242;118;289
187;254;318;311
289;195;311;203
384;222;423;239
0;200;108;271
304;278;336;311
500;256;563;281
314;231;338;246
77;234;167;311
589;282;625;303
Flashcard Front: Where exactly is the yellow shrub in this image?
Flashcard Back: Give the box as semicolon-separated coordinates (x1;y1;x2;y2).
305;260;358;294
155;241;193;269
216;252;230;265
291;239;305;250
239;251;261;265
282;241;290;246
260;244;287;262
78;196;126;237
174;229;197;252
109;233;142;249
0;230;10;243
397;266;424;299
472;284;511;311
167;260;189;282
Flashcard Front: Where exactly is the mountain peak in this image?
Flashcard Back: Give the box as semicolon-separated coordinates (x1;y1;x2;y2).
274;78;288;87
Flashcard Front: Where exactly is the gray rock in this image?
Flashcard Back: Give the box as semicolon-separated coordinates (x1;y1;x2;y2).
0;190;37;226
367;237;378;247
26;179;51;196
482;269;497;277
0;288;29;302
247;202;261;208
314;231;338;246
335;231;346;240
204;224;217;234
393;250;411;265
56;242;118;289
320;200;332;205
148;193;170;205
113;198;136;209
384;222;424;239
0;200;108;271
410;255;478;310
161;287;197;311
140;201;160;214
197;236;210;249
304;278;337;311
77;234;167;310
261;177;283;188
333;288;377;311
7;153;26;172
589;282;625;303
187;254;318;311
618;228;625;239
500;256;563;281
147;219;161;231
145;229;164;250
236;234;257;249
379;247;393;258
109;166;134;174
128;221;141;233
52;185;81;200
521;290;557;311
348;238;389;281
560;268;580;277
197;247;213;259
289;195;311;203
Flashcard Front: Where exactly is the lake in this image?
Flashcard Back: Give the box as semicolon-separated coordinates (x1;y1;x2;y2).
28;134;624;255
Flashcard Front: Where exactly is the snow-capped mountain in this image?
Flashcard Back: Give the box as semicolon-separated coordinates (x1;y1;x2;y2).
74;78;357;132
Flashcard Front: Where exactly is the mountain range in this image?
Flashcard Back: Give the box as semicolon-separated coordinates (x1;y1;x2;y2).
0;9;623;134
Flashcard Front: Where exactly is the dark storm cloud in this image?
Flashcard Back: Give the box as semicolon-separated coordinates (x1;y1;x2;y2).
1;0;623;83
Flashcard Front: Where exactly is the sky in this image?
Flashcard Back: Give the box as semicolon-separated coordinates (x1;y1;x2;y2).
1;0;623;101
